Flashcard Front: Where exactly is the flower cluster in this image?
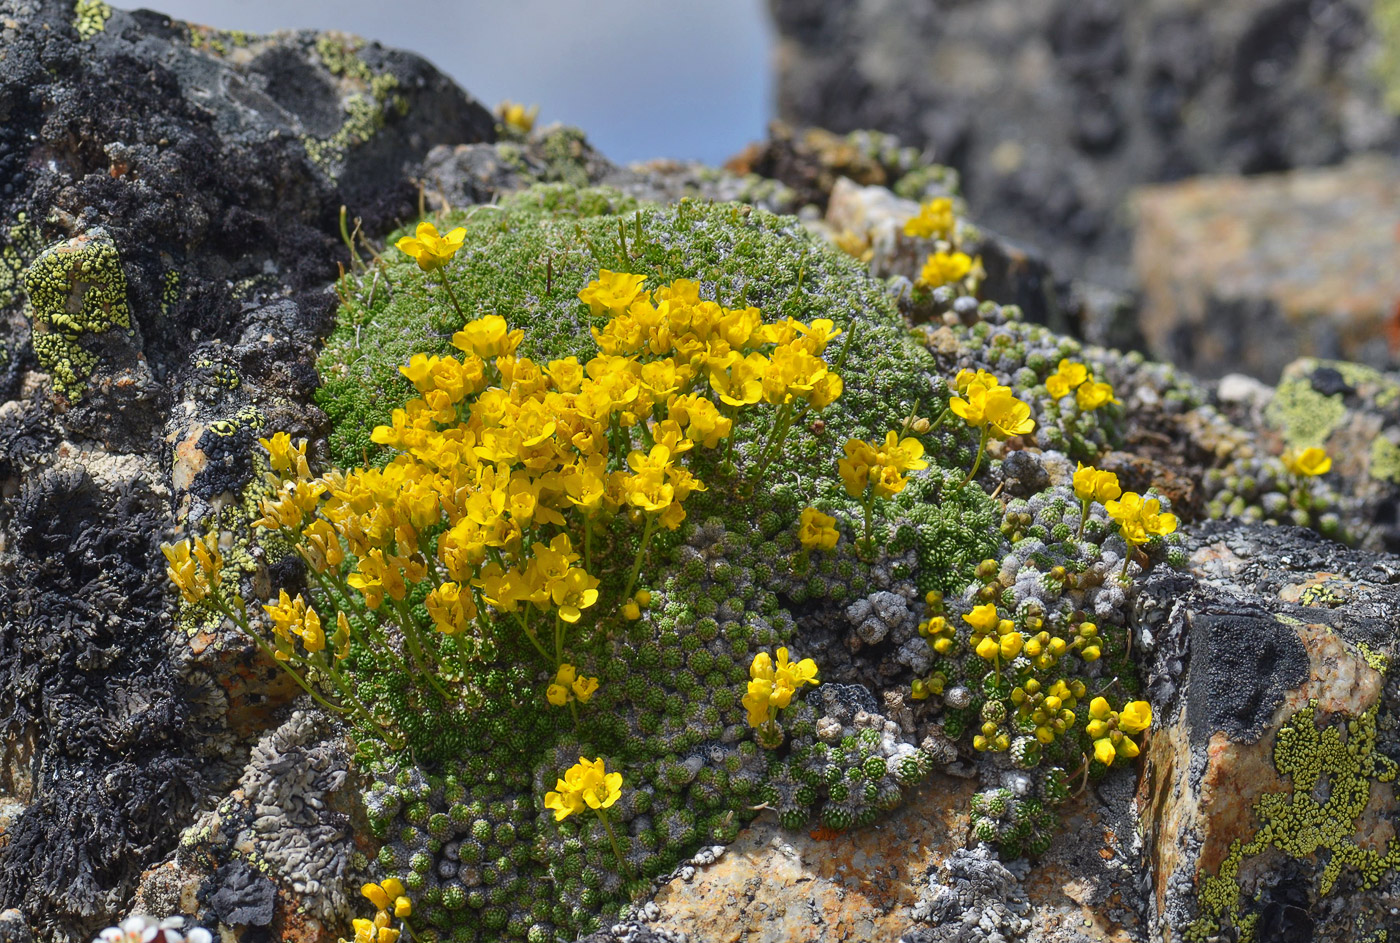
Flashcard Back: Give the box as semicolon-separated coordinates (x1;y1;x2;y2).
1073;462;1121;536
903;196;981;295
1044;359;1118;412
1011;678;1085;746
949;369;1035;483
838;430;928;550
964;603;1024;668
341;878;411;943
918;250;973;289
743;647;820;745
903;196;955;240
1087;697;1151;766
161;532;222;605
497;100;539;134
543;757;622;821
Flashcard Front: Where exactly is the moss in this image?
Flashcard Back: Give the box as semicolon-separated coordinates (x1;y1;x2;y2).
1263;374;1346;448
72;0;112;40
1187;700;1400;941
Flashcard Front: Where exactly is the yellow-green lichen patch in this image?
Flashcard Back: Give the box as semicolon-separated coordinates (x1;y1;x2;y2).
303;37;407;176
1369;435;1400;484
1263;374;1346;448
24;230;131;335
1187;701;1400;941
72;0;112;40
0;213;45;310
1376;0;1400;113
23;229;132;399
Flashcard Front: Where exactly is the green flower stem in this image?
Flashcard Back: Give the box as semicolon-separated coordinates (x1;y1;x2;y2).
897;397;922;439
513;610;555;666
324;658;403;748
434;268;466;322
961;426;990;488
596;807;629;875
622;512;658;606
926;407;951;433
860;488;876;559
831;318;857;374
394;597;455;703
583;514;594;576
1078;499;1090;538
553;613;565;669
720;407;739;474
751;401;796;487
212;596;346;716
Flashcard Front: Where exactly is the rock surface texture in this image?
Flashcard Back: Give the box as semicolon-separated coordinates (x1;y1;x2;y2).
0;1;491;939
767;0;1400;291
1133;155;1400;381
1;4;1400;943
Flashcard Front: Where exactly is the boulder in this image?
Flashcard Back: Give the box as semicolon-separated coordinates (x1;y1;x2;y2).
1133;156;1400;382
0;2;492;939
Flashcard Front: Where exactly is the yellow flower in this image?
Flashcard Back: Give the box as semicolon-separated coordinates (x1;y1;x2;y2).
394;221;467;272
1045;359;1087;399
451;314;523;359
1105;492;1178;546
962;603;1000;635
903;197;955;240
1072;463;1122;504
876;431;928;473
917;250;973;289
497;100;538;133
578;270;648;318
544;757;622;820
797;507;839;551
1075;378;1119;412
1118;700;1152;734
551;567;600;623
161;533;224;605
1282;446;1332;477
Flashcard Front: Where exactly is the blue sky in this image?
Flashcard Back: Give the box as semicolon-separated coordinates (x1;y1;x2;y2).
151;0;774;165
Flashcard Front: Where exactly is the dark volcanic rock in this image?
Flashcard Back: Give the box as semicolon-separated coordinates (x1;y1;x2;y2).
0;2;492;939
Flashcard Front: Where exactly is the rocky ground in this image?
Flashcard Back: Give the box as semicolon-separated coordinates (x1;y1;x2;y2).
1;3;1399;943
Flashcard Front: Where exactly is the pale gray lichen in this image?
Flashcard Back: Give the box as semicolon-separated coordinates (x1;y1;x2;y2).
905;845;1032;943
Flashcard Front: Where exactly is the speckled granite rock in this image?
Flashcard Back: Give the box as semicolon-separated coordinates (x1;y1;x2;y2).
1133;156;1400;381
